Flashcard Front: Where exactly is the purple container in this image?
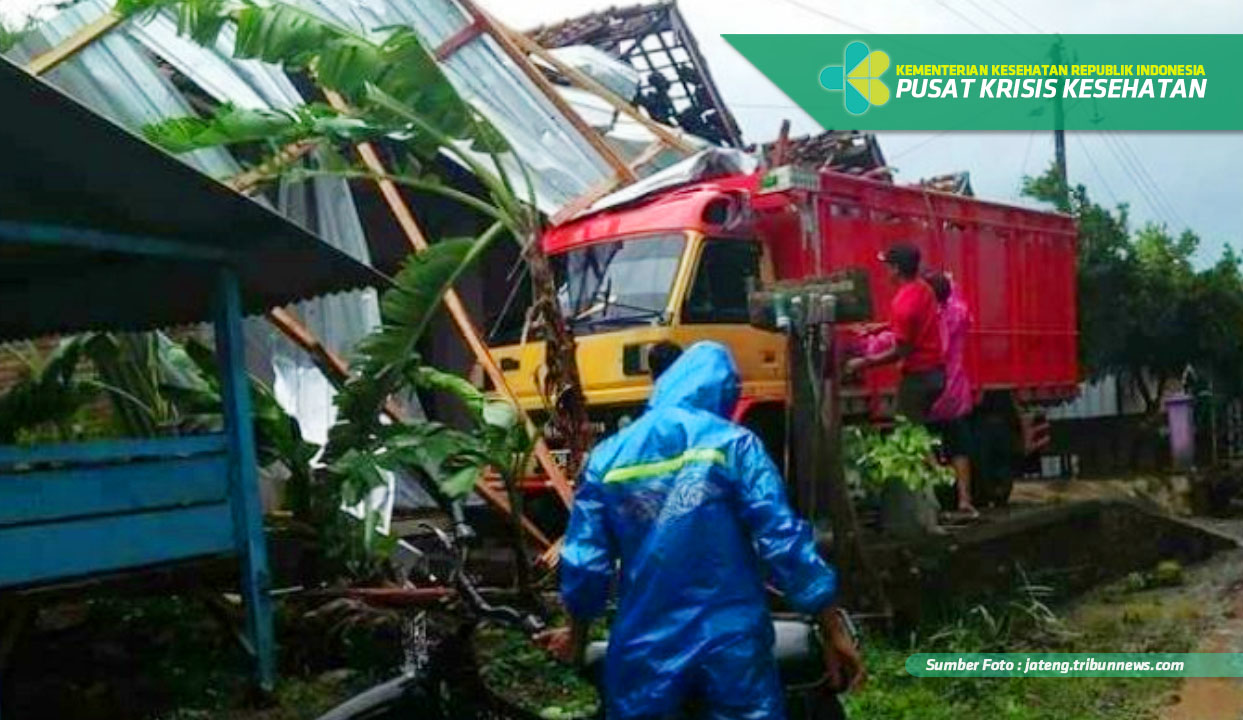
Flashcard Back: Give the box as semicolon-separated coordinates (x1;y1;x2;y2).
1165;392;1195;470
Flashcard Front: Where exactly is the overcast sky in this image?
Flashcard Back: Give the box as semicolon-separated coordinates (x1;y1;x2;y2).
6;0;1239;265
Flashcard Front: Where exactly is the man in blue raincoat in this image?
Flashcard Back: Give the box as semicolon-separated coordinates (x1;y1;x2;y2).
541;341;864;719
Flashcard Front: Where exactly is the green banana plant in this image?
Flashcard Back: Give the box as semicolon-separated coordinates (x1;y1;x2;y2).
118;0;590;569
0;338;96;444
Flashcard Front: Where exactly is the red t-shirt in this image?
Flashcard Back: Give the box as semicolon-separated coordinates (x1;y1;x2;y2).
889;279;944;374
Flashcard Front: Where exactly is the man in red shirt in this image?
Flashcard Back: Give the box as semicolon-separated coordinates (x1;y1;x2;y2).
845;242;946;423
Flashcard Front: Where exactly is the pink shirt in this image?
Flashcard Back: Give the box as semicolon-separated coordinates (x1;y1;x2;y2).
929;292;973;421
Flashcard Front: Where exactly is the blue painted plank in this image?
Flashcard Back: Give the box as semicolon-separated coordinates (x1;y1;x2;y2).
0;503;235;588
215;266;276;689
0;453;228;527
0;434;227;467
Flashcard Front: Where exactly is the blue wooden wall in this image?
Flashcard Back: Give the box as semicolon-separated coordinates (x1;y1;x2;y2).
0;267;276;715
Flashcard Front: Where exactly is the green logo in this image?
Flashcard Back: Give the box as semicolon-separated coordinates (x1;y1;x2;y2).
819;41;891;114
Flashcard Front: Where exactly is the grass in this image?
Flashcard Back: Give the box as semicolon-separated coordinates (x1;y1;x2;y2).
476;624;600;720
8;595;396;720
845;645;1172;720
842;569;1209;720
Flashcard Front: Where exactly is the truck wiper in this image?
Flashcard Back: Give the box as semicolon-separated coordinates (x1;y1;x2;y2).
579;307;666;328
573;293;664;324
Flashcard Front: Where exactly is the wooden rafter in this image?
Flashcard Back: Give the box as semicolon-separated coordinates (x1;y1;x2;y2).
455;0;638;185
550;139;668;226
508;29;697;156
23;10;123;76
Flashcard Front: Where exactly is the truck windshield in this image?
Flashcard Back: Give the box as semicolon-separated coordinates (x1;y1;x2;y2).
555;233;684;333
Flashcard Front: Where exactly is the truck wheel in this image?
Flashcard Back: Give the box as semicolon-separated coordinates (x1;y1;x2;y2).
973;392;1020;507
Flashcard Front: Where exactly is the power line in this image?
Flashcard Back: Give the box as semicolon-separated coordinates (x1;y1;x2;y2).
888;130;954;161
1074;134;1119;207
1109;133;1176;227
1017;131;1036;192
1111;133;1189;230
1099;132;1171;227
990;0;1047;32
773;0;877;33
932;0;992;32
731;103;808;110
1106;133;1178;228
960;0;1024;33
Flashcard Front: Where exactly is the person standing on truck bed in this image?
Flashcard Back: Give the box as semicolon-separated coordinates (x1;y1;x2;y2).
845;242;946;424
924;270;979;518
540;341;865;719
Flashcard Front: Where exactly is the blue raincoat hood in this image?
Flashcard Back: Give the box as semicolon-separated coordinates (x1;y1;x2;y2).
647;341;740;418
560;341;837;719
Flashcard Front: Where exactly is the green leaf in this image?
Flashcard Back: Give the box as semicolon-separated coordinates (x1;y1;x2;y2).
142;103;386;155
330;448;386;505
442;465;482;500
412;365;484;417
352;237;479;377
0;336;94;443
368;28;471;137
316;36;384;99
233;4;334;69
844;418;953;493
134;0;518;198
469;118;511;155
116;0;233;45
482;399;518;429
143;104;297;153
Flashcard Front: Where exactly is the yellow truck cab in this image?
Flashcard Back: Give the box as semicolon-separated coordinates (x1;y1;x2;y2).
488;175;788;446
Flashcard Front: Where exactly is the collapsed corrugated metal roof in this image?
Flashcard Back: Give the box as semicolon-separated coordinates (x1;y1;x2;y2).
529;1;743;148
752;130;890;177
5;0;382;358
0;54;385;342
919;172;975;197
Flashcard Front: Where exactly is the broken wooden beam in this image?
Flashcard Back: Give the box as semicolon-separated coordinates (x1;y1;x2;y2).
507;27;697;156
456;0;638;185
23;10;123;77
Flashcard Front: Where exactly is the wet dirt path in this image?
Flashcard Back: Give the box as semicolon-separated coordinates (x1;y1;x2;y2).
1164;519;1243;720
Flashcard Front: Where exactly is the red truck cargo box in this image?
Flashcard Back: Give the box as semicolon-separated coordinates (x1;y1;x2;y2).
761;172;1079;404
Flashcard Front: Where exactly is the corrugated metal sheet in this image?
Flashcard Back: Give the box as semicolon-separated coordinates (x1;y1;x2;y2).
293;0;621;213
5;0;381;352
0;55;389;340
1047;377;1121;420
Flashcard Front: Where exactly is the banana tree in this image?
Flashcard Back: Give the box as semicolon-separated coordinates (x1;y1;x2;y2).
119;0;589;471
0;338;96;443
114;0;589;574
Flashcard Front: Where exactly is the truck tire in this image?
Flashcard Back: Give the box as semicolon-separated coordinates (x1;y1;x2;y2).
973;391;1020;507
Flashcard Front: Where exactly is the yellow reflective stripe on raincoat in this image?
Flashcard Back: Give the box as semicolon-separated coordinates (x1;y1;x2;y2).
602;448;727;484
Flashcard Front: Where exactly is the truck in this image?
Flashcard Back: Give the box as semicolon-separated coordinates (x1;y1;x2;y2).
486;162;1078;504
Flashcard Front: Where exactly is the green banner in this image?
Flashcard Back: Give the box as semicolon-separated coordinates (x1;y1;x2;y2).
722;34;1243;130
907;653;1243;677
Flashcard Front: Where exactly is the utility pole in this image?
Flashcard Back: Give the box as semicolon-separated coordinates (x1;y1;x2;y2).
1051;38;1070;209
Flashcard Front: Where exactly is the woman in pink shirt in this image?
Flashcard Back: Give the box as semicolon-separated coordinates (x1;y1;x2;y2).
925;272;978;517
